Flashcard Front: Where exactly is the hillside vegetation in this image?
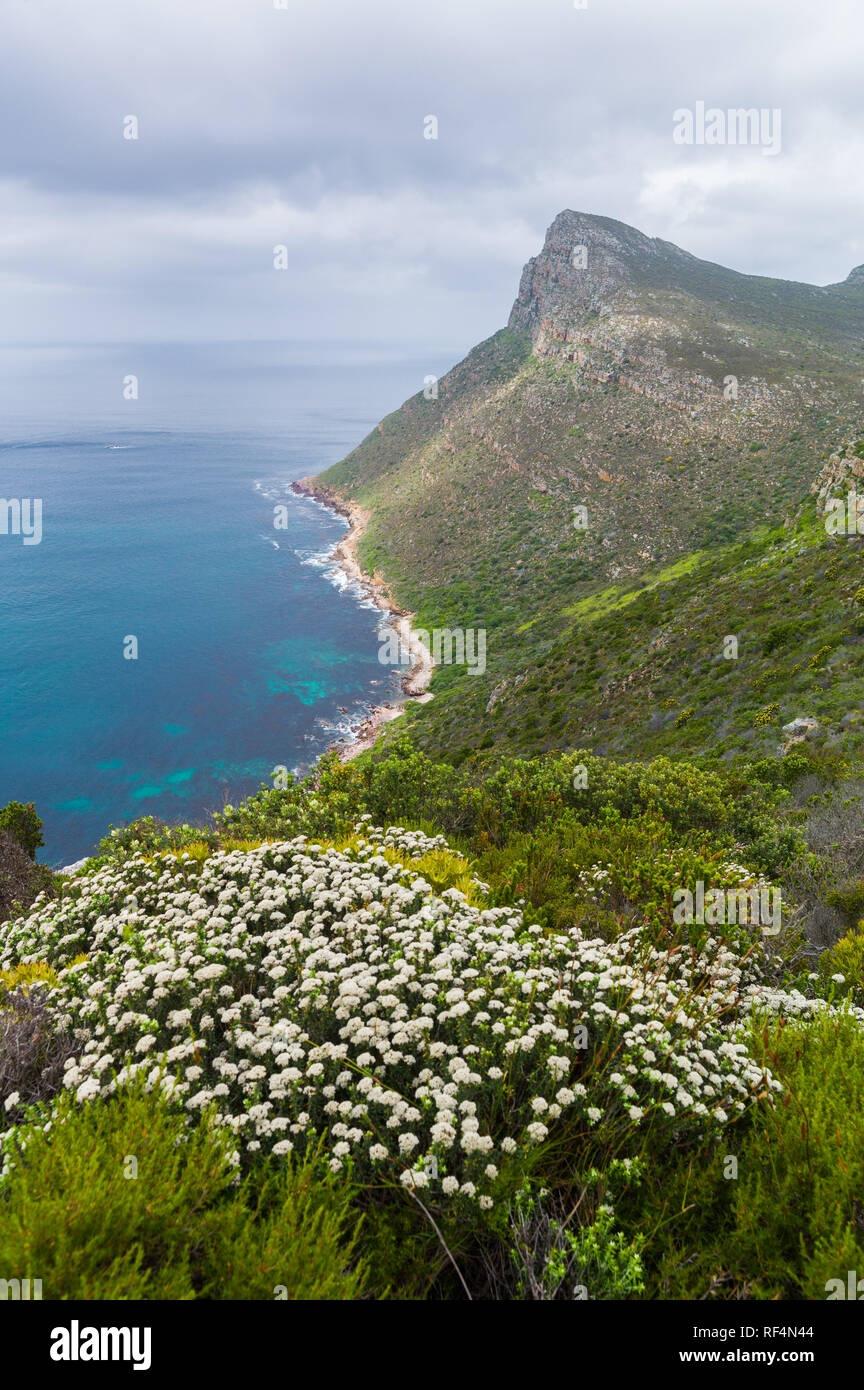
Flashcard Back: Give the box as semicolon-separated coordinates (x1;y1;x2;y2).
2;737;864;1299
317;213;864;770
2;213;864;1302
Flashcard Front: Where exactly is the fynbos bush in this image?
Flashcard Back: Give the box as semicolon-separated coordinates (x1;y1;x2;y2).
0;825;786;1208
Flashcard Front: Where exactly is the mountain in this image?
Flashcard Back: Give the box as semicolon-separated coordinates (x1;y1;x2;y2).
6;221;864;1313
305;211;864;764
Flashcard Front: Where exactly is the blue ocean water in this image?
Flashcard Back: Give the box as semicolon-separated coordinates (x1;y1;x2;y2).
0;342;453;864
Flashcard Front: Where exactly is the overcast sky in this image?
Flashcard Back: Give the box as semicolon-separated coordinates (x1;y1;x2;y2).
1;0;862;354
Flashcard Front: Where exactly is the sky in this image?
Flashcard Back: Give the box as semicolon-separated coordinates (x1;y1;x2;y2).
1;0;862;356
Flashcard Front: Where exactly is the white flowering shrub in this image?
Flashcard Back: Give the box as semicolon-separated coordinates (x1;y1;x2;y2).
0;827;782;1206
741;977;864;1023
358;818;451;859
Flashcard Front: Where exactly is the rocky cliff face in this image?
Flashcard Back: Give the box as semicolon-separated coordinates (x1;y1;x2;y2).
506;211;864;437
812;439;864;511
508;211;698;334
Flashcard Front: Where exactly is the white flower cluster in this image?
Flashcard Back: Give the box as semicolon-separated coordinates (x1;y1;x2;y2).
741;980;864;1023
574;865;613;904
0;827;781;1203
357;819;450;860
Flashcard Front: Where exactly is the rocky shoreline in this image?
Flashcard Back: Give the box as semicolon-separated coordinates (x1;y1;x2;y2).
291;476;434;762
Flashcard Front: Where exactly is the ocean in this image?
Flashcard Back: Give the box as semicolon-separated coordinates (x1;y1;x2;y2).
0;342;453;864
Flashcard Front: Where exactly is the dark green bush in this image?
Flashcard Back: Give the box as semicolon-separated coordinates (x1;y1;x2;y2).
0;1084;366;1300
213;739;790;860
0;803;44;861
825;880;864;929
763;622;796;655
94;815;215;866
633;1010;864;1299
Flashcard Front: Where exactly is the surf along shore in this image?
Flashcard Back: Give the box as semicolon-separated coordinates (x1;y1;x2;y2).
291;477;434;761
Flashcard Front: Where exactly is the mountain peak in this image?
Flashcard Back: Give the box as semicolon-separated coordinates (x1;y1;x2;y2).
507;209;864;356
507;210;697;334
545;210;690;267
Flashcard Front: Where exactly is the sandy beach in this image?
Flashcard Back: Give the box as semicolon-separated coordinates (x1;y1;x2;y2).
291;477;434;761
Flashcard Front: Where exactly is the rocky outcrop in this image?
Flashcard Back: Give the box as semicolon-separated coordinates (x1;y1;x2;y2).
507;211;698;335
507;210;862;439
811;442;864;511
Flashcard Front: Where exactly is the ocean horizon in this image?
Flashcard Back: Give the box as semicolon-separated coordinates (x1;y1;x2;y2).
0;341;455;864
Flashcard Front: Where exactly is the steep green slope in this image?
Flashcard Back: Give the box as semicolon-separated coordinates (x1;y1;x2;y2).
313;211;864;764
401;488;864;764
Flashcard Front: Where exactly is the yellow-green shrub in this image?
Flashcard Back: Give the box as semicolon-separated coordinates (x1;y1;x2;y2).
0;961;59;999
820;926;864;1003
634;1010;864;1300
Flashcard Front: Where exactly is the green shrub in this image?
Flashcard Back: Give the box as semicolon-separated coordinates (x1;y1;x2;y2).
211;739;790;855
506;1190;645;1300
825;880;864;929
0;803;44;861
477;810;774;943
819;927;864;1003
0;1083;366;1300
730;1012;864;1299
94;815;214;866
763;622;796;655
634;1011;864;1300
779;749;817;786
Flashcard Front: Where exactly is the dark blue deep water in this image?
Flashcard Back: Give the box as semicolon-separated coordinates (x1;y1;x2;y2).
0;343;453;864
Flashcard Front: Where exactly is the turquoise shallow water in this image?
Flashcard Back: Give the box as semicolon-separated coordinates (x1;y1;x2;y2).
0;342;452;863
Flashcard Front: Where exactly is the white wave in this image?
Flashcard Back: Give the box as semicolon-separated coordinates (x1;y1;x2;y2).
294;546;337;567
253;478;294;502
325;567;351;591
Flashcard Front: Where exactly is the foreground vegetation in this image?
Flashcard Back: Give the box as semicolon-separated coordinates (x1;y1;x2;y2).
2;736;863;1300
3;215;863;1302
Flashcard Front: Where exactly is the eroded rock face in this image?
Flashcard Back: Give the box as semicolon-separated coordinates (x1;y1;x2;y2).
507;210;702;336
505;211;861;444
782;717;820;737
811;443;864;511
780;717;821;754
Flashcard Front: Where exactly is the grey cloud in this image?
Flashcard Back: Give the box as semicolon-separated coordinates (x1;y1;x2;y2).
0;0;861;346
